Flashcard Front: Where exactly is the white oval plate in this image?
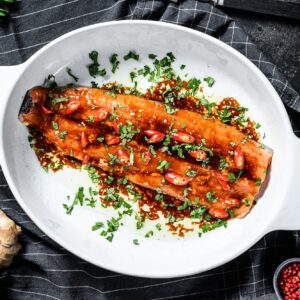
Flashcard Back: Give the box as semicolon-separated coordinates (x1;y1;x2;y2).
0;21;299;278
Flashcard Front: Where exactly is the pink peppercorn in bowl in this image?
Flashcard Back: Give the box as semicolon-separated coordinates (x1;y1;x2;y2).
273;258;300;300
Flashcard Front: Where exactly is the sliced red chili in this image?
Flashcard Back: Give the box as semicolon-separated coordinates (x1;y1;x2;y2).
189;149;207;161
208;208;229;219
147;133;165;144
142;151;151;165
41;105;53;114
172;132;195;144
117;149;129;164
144;130;163;137
216;173;229;182
107;136;121;145
216;174;231;191
220;197;240;208
65;100;80;115
81;132;89;148
234;148;244;170
112;121;120;134
219;180;231;191
165;172;191;186
82;154;90;165
95;109;108;122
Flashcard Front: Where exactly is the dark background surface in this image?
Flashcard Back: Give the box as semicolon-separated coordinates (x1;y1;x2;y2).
223;8;300;133
0;1;299;299
223;9;299;93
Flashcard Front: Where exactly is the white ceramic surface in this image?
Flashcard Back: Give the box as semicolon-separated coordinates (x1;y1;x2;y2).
0;21;300;278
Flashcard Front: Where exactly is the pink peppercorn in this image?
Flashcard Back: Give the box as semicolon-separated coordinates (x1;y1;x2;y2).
279;263;300;300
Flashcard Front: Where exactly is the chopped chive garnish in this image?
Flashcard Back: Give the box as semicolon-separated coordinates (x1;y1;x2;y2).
92;222;104;231
157;160;171;170
52;121;59;130
145;230;154;238
148;54;157;59
255;178;262;186
51;97;68;106
124;50;139;61
110;53;120;73
204;76;215;87
66;67;79;82
88;50;106;77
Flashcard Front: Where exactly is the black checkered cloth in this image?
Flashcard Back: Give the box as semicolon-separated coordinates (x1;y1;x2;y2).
0;1;299;299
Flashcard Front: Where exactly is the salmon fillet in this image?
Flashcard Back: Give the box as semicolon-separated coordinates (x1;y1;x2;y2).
19;86;273;218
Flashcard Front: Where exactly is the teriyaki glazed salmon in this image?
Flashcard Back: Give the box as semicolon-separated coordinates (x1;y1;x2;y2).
19;86;273;220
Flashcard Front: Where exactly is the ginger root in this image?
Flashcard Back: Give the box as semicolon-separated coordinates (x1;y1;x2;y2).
0;210;21;267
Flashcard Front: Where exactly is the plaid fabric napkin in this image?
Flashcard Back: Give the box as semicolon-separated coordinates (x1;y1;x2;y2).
0;1;299;299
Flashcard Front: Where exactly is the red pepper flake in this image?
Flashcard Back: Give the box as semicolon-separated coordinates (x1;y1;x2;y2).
107;136;121;145
279;262;300;300
117;149;129;164
65;100;80;115
41;105;53;114
95;109;108;122
112;121;120;134
81;132;89;148
45;138;52;145
216;173;231;192
82;154;90;165
142;151;152;165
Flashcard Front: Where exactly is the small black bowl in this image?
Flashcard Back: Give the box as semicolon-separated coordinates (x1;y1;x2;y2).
273;258;300;299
